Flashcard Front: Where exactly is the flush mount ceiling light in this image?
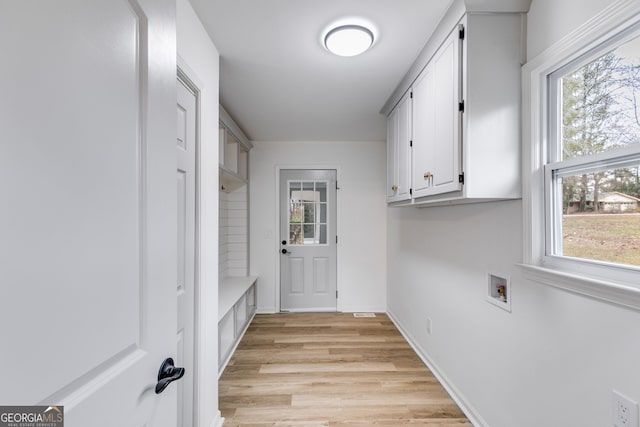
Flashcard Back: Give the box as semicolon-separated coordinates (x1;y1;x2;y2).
324;24;374;57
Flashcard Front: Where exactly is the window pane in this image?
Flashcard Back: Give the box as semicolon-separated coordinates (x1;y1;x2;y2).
555;164;640;267
303;203;315;223
289;181;301;196
303;224;315;244
318;224;327;244
316;181;327;202
289;224;302;245
318;203;327;223
560;36;640;160
301;182;316;201
289;201;303;224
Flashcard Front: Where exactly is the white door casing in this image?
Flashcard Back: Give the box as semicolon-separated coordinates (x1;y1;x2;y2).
279;170;337;312
176;77;197;427
1;1;178;425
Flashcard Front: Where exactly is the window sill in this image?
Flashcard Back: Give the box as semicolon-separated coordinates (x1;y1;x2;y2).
518;263;640;312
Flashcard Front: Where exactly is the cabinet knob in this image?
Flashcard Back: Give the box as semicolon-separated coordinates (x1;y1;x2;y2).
391;185;398;191
423;172;433;180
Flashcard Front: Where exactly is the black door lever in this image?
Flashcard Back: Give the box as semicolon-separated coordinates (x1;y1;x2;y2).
155;357;185;394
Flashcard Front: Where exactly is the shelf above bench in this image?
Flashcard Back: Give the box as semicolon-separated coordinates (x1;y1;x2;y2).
219;165;247;193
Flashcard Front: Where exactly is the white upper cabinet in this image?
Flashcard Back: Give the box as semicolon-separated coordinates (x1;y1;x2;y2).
384;5;525;206
412;27;461;199
219;105;252;192
387;90;412;202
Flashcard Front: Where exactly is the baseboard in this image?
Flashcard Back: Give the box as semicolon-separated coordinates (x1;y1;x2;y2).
210;410;224;427
386;310;489;427
256;307;277;314
340;306;387;313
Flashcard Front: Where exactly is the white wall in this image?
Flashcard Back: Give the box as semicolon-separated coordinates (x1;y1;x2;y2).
526;0;618;60
250;141;387;313
176;1;221;426
388;1;640;426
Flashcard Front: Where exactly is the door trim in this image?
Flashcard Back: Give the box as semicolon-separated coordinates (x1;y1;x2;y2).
275;165;342;313
177;60;202;427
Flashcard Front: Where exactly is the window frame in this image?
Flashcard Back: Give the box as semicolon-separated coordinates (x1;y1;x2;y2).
522;0;640;310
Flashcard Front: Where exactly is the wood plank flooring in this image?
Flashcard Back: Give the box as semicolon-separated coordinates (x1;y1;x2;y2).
219;313;472;427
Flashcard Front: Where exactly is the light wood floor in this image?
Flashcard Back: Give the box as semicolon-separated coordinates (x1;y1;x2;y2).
219;313;472;427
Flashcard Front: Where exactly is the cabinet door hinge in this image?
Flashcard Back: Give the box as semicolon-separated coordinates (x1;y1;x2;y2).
458;101;465;112
459;173;465;184
459;24;465;40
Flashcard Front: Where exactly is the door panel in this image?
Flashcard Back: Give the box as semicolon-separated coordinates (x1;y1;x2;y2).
280;170;337;311
176;78;196;427
1;0;177;424
313;258;330;294
288;257;305;294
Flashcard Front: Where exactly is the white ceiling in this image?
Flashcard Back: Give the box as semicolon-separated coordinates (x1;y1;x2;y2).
189;0;453;142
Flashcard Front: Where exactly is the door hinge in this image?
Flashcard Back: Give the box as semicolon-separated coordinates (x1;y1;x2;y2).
410;140;413;147
336;235;338;244
336;290;338;299
336;181;339;190
458;101;465;112
410;91;413;99
459;172;465;184
409;188;413;195
459;24;465;40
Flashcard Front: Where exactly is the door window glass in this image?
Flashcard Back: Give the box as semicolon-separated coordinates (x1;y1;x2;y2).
288;180;329;245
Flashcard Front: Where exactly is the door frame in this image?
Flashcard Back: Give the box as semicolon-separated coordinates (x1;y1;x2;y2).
177;60;204;427
275;165;342;312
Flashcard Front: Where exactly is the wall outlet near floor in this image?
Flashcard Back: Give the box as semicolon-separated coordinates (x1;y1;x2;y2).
426;317;432;335
613;390;639;427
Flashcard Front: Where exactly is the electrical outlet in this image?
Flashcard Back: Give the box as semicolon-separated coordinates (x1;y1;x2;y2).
426;317;432;335
613;390;639;427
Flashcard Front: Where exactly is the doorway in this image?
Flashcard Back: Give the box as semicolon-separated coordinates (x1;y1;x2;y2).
279;169;337;311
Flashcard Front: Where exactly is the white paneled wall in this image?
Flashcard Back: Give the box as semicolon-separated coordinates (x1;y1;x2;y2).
219;185;248;281
219;190;229;282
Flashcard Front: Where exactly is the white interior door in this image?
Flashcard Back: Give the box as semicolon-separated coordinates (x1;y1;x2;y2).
0;1;179;425
176;77;197;427
280;170;337;312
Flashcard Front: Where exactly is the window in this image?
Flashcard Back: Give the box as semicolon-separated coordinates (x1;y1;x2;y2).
288;180;328;245
522;2;640;308
547;32;640;268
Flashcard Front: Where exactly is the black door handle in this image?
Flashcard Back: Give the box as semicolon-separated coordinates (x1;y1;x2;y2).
155;357;185;394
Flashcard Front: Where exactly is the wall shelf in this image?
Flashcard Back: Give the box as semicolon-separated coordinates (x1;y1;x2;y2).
219;165;246;193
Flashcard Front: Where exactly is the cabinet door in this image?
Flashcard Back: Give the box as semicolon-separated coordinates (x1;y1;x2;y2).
387;91;412;202
386;107;399;201
412;29;462;198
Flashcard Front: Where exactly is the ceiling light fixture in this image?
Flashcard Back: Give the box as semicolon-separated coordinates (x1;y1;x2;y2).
324;24;374;57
